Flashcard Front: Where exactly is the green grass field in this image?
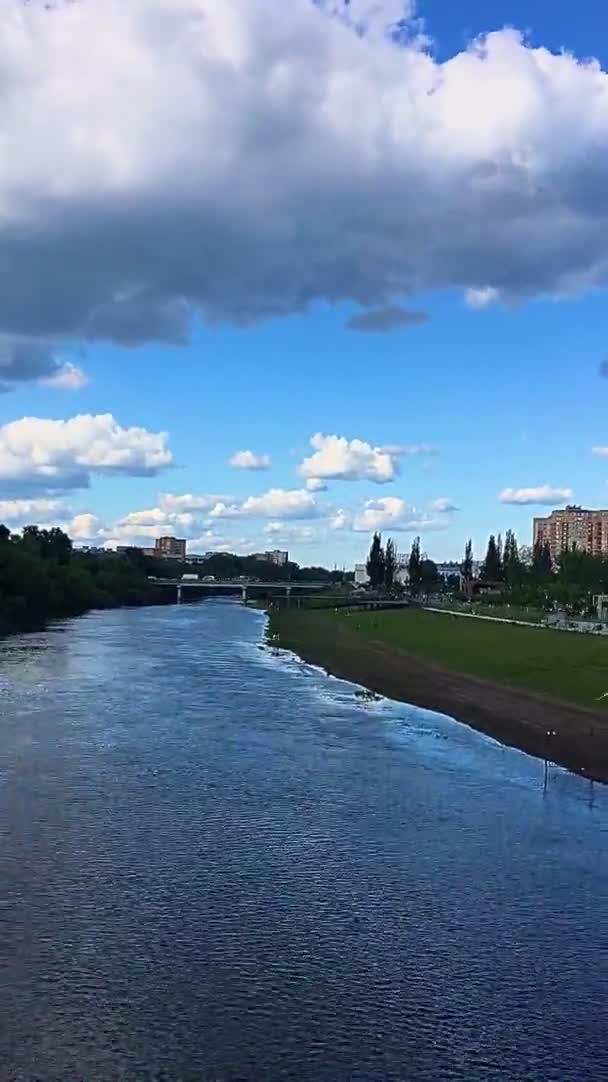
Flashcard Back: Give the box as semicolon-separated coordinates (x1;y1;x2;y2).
433;601;548;624
335;608;608;708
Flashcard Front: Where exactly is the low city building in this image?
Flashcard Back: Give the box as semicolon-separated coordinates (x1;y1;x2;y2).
354;563;369;586
395;565;409;587
253;550;289;566
435;561;463;586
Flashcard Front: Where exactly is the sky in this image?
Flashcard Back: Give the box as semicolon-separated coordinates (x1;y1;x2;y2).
2;0;608;569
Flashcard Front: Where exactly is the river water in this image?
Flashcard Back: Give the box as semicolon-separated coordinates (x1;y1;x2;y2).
0;601;607;1081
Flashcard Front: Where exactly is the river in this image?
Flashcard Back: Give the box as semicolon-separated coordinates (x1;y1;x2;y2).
1;601;607;1081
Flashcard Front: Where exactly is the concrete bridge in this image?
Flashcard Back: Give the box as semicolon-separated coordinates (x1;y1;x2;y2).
150;578;331;605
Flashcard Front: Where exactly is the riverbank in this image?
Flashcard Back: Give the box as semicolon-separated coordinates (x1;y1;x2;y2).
269;607;608;783
0;534;174;638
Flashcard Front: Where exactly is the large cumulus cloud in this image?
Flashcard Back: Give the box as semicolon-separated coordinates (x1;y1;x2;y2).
0;413;173;490
2;0;608;378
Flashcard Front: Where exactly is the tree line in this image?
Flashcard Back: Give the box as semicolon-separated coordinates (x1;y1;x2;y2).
0;524;350;638
464;531;608;614
364;526;608;614
0;525;178;636
365;533;439;594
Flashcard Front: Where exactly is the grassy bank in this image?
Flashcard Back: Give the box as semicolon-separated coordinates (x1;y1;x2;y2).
336;608;608;709
269;607;608;782
431;600;548;625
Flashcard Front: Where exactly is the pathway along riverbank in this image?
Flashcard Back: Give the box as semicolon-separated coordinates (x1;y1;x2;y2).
269;608;608;783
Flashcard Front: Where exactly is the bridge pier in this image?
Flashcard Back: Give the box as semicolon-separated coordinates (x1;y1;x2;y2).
176;584;182;605
241;585;248;603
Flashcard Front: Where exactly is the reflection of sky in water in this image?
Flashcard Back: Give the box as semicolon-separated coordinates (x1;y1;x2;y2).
0;601;606;1081
249;633;606;817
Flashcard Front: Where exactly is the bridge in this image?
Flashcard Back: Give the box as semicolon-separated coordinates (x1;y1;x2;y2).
149;578;331;605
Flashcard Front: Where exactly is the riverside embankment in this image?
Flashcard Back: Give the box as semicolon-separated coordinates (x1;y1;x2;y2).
269;606;608;783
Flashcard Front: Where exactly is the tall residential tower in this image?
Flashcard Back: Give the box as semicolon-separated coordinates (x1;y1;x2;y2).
533;506;608;560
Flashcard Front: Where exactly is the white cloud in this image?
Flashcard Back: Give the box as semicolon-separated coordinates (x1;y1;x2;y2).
353;497;448;532
299;434;399;484
499;486;573;505
0;497;63;523
102;505;203;545
69;513;105;541
209;488;320;520
0;5;607;358
42;363;89;390
379;443;438;457
429;497;458;512
117;508;194;530
229;450;271;471
13;510;108;544
305;478;328;492
329;509;350;530
263;521;316;543
159;493;225;512
0;414;173;490
187;531;254;555
592;447;608;458
464;286;501;309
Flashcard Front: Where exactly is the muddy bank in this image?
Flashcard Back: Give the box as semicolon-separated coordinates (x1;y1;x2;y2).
269;609;608;784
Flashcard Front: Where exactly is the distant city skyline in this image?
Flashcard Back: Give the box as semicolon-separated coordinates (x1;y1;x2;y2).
1;1;608;567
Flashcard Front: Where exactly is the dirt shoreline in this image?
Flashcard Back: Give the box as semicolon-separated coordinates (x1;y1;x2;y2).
269;609;608;784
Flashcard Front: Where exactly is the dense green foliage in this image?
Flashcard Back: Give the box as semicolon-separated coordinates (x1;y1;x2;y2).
461;538;473;582
471;531;608;615
408;536;422;594
335;607;608;709
384;538;397;590
481;534;502;581
366;532;386;589
195;551;343;584
0;525;344;637
0;527;173;635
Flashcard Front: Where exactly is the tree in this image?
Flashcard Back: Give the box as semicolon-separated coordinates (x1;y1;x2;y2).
0;524;10;544
481;534;502;581
408;536;422;594
384;537;397;591
532;538;553;580
503;529;520;585
461;539;474;582
44;527;73;565
366;532;385;589
420;558;439;596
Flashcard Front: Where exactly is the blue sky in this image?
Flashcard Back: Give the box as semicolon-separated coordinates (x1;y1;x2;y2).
1;0;608;568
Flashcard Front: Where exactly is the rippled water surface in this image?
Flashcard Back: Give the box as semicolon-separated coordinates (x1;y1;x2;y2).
1;601;607;1081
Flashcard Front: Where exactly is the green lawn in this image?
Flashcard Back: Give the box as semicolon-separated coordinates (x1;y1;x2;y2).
434;601;548;624
335;608;608;708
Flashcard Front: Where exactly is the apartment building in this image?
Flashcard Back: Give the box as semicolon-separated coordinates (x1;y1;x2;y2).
533;506;608;559
155;536;187;559
354;563;369;586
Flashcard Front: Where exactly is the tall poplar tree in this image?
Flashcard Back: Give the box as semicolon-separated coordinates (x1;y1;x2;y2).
366;532;385;588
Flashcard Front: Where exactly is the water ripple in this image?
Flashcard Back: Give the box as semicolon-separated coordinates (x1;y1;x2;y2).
0;601;606;1081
